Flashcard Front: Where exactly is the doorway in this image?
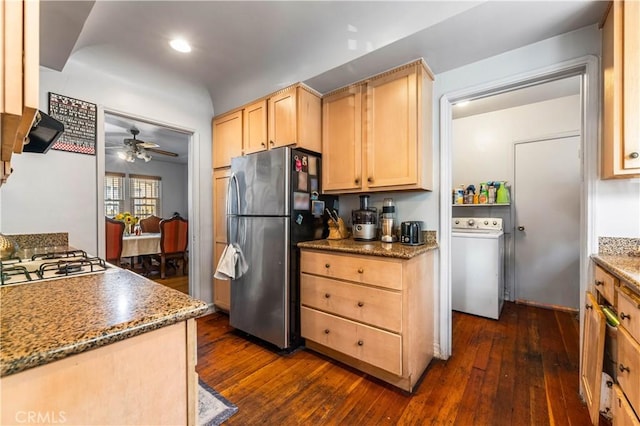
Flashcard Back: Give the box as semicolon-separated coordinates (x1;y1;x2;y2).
439;56;600;358
99;110;193;295
514;134;581;310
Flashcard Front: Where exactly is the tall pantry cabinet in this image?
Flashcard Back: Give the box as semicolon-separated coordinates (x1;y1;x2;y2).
211;83;321;311
322;60;433;194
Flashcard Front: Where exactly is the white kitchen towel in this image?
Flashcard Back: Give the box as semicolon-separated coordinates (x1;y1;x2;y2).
214;244;235;280
214;243;249;280
232;243;248;279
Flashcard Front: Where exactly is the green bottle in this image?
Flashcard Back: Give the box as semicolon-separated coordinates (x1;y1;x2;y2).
496;181;510;204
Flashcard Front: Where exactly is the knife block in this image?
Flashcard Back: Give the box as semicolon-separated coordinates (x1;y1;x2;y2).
327;217;349;240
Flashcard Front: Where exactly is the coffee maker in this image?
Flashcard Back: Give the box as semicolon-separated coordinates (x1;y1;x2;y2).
380;198;397;242
352;195;377;241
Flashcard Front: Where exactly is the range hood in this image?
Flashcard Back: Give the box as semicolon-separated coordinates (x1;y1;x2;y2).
22;111;65;154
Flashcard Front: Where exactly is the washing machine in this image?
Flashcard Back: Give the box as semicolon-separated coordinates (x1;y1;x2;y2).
452;217;504;320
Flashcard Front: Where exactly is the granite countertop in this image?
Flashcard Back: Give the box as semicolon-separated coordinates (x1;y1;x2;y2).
298;236;438;259
0;268;208;377
591;254;640;293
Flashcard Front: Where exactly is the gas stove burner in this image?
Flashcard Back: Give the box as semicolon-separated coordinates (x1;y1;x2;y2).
32;249;88;261
1;252;108;286
55;264;83;275
0;264;32;285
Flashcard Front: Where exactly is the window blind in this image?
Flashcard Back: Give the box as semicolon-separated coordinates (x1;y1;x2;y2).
104;172;125;216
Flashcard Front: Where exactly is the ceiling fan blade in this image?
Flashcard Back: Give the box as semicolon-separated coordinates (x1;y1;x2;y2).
147;147;179;157
123;138;159;148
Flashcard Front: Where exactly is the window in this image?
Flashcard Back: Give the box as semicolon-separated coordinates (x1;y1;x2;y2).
104;172;125;216
130;174;161;218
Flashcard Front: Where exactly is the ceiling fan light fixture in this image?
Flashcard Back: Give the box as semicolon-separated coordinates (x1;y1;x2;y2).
169;38;191;53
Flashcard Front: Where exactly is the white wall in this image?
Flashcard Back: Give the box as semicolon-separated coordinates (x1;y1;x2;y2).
0;45;214;302
452;94;581;189
105;154;188;219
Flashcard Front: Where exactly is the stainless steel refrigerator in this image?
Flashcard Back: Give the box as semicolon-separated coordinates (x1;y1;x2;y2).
227;147;336;350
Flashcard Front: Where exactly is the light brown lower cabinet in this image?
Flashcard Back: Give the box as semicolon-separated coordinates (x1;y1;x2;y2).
612;384;640;426
582;264;640;425
300;248;434;392
0;319;199;425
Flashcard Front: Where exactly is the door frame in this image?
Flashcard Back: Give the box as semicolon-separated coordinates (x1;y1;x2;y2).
96;107;201;298
438;55;599;358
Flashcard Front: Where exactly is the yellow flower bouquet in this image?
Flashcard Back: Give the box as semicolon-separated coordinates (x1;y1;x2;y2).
114;212;139;235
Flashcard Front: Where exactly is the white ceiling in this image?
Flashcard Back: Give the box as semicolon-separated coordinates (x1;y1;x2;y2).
41;1;608;165
104;113;190;164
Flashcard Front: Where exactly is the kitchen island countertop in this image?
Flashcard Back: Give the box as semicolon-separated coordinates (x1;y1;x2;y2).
591;254;640;293
298;235;438;259
0;268;207;377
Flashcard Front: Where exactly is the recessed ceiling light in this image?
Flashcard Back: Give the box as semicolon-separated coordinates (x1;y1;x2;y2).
169;38;191;53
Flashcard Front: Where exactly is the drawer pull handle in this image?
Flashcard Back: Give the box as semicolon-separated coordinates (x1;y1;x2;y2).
595;280;604;286
620;312;631;320
355;178;360;185
357;268;364;274
619;363;630;373
269;140;275;146
324;329;330;334
325;263;330;269
261;142;266;147
324;293;331;299
585;304;593;310
357;301;364;307
357;340;364;346
630;151;639;159
367;177;373;183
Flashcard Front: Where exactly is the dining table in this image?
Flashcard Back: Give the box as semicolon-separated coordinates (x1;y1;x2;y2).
121;233;161;258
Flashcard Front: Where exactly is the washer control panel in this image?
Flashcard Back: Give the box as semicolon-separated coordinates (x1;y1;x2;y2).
452;217;503;231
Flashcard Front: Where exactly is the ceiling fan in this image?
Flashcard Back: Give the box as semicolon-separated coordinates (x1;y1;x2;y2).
108;128;179;162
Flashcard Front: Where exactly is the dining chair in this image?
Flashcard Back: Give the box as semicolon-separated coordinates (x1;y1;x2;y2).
105;216;126;267
153;215;188;279
139;214;162;233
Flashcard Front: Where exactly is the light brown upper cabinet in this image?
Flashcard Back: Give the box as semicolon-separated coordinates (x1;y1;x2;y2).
322;60;433;194
268;84;322;153
212;109;242;169
602;0;640;178
212;84;321;169
322;85;363;192
242;99;267;155
1;0;39;185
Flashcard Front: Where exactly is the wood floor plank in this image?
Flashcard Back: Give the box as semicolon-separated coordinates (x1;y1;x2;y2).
195;302;592;425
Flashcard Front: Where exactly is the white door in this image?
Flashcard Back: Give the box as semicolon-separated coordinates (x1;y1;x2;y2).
514;135;580;309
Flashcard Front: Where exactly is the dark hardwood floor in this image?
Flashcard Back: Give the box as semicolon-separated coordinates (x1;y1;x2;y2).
195;302;592;425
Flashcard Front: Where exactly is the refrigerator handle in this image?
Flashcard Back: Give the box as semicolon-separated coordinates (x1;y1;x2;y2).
226;173;241;244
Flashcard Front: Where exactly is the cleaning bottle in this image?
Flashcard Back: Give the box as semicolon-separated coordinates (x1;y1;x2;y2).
496;181;510;204
478;183;488;204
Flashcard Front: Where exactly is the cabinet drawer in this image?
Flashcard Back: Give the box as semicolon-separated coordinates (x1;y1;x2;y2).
617;326;640;416
612;384;640;426
595;265;618;305
300;250;402;290
618;287;640;343
301;274;402;333
301;307;402;375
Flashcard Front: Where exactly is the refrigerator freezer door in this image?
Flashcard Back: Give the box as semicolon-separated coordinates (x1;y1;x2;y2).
230;148;289;216
230;216;290;348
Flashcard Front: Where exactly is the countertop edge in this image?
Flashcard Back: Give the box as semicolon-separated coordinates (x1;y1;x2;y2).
591;254;640;292
1;302;207;377
298;239;439;259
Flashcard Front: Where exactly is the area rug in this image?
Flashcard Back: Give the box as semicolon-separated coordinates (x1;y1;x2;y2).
199;379;238;426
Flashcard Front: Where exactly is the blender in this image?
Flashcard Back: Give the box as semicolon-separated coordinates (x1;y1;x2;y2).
352;195;377;241
380;198;397;242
